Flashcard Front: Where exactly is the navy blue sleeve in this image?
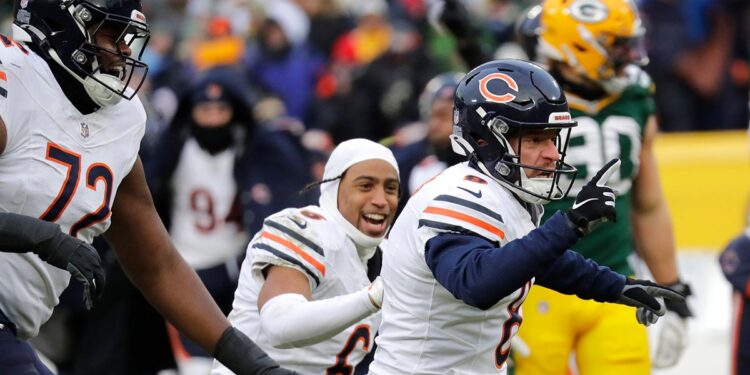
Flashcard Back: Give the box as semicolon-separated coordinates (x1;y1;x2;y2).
720;233;750;295
535;249;625;302
424;211;580;310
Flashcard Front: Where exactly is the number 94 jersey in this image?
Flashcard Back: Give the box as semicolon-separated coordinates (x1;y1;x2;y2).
0;42;145;339
371;162;538;375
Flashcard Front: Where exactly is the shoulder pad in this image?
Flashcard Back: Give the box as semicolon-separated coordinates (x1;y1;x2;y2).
250;206;333;286
0;35;31;66
418;177;506;243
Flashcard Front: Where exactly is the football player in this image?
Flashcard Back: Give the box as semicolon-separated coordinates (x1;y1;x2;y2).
368;59;684;374
720;225;750;375
432;0;693;372
0;0;293;373
212;139;398;374
516;1;693;373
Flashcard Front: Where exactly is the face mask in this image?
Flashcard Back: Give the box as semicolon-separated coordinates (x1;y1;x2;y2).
190;122;233;154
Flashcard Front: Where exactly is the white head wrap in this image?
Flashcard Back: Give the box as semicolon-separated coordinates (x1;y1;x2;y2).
264;0;310;46
319;139;400;258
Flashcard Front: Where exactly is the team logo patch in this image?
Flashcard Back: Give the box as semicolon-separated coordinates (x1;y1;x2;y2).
463;175;488;185
131;9;147;23
457;186;482;198
206;83;223;100
300;209;326;221
548;111;572;123
721;248;740;275
289;216;307;229
20;0;28;8
569;0;609;24
478;73;518;104
80;122;89;139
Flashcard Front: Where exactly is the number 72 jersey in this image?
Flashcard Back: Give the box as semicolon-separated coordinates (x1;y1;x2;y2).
0;40;145;339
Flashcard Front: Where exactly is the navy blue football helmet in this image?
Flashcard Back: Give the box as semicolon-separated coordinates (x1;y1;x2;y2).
450;59;577;204
13;0;150;107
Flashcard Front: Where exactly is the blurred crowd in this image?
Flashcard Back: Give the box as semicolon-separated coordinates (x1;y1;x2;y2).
3;0;747;140
0;0;748;374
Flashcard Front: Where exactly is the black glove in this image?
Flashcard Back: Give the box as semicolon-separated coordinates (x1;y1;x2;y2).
565;158;620;236
663;280;693;318
214;326;299;375
615;278;686;326
0;212;105;309
44;233;106;310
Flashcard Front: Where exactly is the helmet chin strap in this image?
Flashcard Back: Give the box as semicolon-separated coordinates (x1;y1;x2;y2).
517;172;556;204
48;49;124;107
450;133;553;204
83;73;124;107
503;141;557;204
21;23;124;108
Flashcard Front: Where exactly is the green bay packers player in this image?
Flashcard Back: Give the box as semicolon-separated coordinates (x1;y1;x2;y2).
513;1;693;374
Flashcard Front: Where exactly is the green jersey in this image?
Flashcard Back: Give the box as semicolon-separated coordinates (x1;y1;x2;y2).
542;67;656;275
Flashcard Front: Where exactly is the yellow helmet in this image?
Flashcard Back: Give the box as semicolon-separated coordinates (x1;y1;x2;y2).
538;0;647;85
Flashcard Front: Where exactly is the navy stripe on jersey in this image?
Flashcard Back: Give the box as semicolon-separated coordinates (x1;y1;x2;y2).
0;87;6;98
264;219;325;256
434;194;504;223
418;219;498;246
252;243;321;286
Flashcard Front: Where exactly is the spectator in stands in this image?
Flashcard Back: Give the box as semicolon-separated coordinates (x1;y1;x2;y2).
391;71;465;215
244;0;325;126
640;0;749;131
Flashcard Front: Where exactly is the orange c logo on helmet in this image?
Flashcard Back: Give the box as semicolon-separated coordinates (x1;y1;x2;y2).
479;73;519;103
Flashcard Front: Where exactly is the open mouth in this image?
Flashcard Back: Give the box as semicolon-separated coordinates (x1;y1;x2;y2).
361;213;388;236
102;65;125;78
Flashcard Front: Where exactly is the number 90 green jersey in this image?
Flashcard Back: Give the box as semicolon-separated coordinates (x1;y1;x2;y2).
542;66;656;276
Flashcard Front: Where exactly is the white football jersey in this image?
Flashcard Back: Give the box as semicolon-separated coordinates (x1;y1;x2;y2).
169;138;247;269
370;162;539;375
212;205;380;375
0;43;145;339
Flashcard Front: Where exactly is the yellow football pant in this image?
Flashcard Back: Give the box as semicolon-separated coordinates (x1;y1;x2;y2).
514;285;650;375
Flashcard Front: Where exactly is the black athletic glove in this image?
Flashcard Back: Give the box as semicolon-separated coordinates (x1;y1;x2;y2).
0;212;105;310
664;280;693;318
214;326;299;375
565;158;620;236
615;278;686;326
